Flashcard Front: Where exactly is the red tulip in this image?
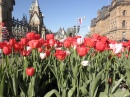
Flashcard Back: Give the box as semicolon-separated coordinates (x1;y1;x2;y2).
100;36;108;42
21;50;31;56
3;45;12;55
38;47;43;53
122;41;130;47
46;34;54;40
35;34;41;40
26;32;35;40
63;40;71;48
45;50;50;57
54;50;66;60
20;37;29;46
49;39;55;46
95;41;107;52
0;42;8;49
26;67;35;76
14;43;23;52
9;38;16;46
29;40;42;49
84;38;95;48
77;46;89;57
92;34;101;40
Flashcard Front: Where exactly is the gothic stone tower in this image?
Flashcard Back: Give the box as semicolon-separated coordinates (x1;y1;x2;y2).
29;0;46;38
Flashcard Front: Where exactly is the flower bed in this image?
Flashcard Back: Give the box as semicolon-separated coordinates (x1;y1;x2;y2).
0;32;130;97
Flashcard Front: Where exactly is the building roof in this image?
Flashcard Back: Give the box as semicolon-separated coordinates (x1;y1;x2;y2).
91;18;97;27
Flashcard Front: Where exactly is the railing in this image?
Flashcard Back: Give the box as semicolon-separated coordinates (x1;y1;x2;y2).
11;17;38;41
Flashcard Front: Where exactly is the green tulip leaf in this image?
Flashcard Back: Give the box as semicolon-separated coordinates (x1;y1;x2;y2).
112;88;130;97
90;70;103;97
125;70;130;87
68;86;76;97
111;76;126;94
0;73;5;97
73;65;79;79
99;92;108;97
44;89;60;97
80;86;88;96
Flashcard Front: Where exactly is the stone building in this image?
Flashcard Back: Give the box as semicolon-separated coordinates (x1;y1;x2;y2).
0;0;15;41
54;27;67;40
29;0;47;39
90;0;130;41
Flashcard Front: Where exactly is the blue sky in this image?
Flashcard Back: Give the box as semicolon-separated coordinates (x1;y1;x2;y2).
13;0;112;37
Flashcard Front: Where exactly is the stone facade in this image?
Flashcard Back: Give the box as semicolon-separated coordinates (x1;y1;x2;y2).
54;28;67;40
0;0;15;41
90;0;130;41
29;0;47;39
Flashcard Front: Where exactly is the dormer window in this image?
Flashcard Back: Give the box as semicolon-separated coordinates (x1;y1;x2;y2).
123;10;126;16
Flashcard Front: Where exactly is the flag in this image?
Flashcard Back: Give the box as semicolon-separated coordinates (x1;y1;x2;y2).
79;18;82;24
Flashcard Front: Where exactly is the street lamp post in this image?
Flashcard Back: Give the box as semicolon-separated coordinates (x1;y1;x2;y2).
75;16;86;36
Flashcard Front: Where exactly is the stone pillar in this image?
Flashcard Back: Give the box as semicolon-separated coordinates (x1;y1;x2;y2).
0;0;2;42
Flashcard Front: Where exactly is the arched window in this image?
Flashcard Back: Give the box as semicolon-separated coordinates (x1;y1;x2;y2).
123;10;126;16
122;20;126;28
122;32;125;39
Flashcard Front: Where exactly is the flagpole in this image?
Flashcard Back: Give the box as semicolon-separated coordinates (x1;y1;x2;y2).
76;17;78;36
75;16;86;36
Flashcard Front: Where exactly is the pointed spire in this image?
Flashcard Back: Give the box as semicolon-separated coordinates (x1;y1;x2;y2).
35;0;38;6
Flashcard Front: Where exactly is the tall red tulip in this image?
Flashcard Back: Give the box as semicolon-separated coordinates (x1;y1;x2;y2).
29;40;42;49
14;43;24;52
54;50;66;60
35;34;41;40
21;50;31;56
95;41;107;52
46;34;54;40
84;38;95;48
49;39;55;46
77;46;89;57
26;32;36;40
9;38;16;46
26;67;35;76
3;45;12;55
63;40;71;48
20;37;29;46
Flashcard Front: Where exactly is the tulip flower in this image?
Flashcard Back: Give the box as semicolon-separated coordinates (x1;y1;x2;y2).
95;41;107;52
46;34;54;40
81;60;90;66
54;50;66;60
2;45;12;55
63;40;71;48
26;67;35;76
77;37;84;45
40;52;46;60
77;46;89;57
26;32;36;40
109;43;124;54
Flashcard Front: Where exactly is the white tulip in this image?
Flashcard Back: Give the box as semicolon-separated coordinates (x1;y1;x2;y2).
77;38;84;45
40;53;46;60
109;43;124;54
81;60;90;66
